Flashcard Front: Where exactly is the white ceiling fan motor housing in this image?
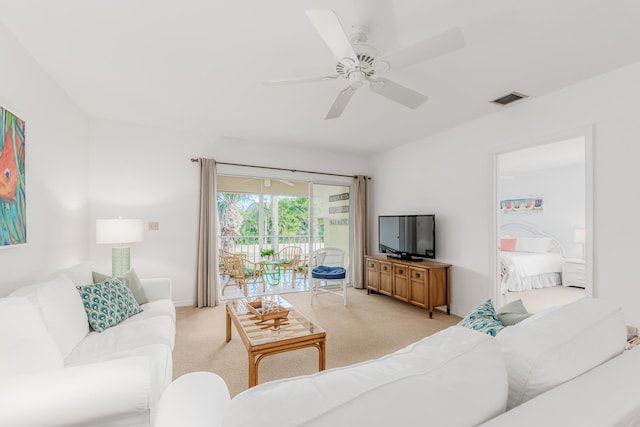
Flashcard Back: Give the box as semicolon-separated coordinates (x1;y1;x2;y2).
336;42;380;84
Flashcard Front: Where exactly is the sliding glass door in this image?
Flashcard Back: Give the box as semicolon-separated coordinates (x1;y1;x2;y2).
216;175;352;298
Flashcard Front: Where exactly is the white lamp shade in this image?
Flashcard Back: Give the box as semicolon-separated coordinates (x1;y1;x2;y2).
96;219;144;244
574;228;586;243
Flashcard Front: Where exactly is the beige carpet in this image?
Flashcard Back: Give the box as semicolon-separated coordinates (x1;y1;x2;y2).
173;288;461;397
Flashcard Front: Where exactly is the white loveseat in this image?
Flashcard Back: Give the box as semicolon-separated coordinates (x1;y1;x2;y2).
0;262;176;427
155;297;635;427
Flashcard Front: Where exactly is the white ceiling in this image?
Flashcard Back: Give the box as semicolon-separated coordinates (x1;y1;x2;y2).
1;0;639;156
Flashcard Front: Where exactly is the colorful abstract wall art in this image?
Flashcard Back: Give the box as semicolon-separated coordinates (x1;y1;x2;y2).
500;196;543;214
0;107;26;246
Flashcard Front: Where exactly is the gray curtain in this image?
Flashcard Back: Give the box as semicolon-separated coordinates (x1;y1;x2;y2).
352;175;368;289
194;158;220;307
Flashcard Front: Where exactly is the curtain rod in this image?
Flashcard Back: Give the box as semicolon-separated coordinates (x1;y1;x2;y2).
190;158;369;179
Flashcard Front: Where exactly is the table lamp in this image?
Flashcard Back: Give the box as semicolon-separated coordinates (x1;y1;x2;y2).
96;218;144;276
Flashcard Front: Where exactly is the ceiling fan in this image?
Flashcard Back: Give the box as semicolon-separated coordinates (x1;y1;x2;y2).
265;9;465;120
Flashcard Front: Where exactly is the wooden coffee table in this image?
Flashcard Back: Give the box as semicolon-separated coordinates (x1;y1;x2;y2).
226;296;326;388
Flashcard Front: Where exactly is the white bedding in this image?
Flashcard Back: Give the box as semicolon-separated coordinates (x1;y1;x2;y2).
500;251;563;292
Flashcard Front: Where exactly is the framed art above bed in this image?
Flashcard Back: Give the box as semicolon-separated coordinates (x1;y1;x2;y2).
500;196;544;214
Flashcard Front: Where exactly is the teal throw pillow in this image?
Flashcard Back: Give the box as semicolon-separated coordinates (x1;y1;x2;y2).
496;299;533;326
76;278;143;332
92;269;148;305
458;299;505;337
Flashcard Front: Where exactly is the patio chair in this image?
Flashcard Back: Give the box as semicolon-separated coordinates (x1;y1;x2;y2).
276;246;303;286
309;247;347;306
218;249;239;279
221;255;265;297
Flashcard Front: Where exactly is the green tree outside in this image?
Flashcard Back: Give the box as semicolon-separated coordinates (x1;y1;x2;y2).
277;197;308;237
219;193;312;245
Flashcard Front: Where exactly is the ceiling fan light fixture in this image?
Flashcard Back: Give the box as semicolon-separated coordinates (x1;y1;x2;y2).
348;70;365;88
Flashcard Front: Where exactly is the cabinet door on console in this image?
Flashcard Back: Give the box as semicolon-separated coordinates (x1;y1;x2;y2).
393;264;409;302
379;261;393;296
429;268;448;309
366;259;380;291
409;267;428;308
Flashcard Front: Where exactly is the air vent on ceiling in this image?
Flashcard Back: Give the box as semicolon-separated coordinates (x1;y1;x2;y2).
490;92;529;106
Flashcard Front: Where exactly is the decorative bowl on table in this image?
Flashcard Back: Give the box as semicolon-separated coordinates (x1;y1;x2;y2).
247;298;289;329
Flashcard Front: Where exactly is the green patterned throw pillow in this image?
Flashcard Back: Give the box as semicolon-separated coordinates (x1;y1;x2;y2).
458;299;505;337
76;278;143;332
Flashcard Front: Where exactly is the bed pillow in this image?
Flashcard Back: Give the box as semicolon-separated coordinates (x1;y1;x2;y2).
496;299;532;326
458;300;505;337
500;238;517;252
514;237;552;253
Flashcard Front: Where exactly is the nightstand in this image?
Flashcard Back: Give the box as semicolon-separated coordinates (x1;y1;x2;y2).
563;258;586;288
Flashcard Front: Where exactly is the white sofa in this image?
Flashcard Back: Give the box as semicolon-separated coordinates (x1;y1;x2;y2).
0;262;176;427
155;297;634;427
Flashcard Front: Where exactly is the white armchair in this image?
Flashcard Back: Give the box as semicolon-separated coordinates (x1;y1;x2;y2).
309;247;348;306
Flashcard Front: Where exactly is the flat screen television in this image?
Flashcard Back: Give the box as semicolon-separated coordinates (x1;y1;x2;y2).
378;214;436;260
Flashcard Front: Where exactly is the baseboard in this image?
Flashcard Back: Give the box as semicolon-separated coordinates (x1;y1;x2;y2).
173;299;193;307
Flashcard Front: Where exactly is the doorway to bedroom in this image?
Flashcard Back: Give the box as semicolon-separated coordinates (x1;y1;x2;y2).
494;130;593;313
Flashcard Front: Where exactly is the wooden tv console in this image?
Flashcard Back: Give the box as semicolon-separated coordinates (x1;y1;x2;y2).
365;254;451;318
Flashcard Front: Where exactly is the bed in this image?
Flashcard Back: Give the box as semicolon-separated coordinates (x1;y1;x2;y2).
500;223;565;293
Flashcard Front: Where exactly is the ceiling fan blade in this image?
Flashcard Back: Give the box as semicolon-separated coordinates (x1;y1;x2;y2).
373;28;465;72
325;86;358;120
263;75;339;86
306;10;358;65
277;179;295;187
368;77;427;109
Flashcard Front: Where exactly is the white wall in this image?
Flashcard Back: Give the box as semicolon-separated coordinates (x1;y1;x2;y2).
370;60;640;326
501;164;586;259
0;21;89;295
88;119;368;305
